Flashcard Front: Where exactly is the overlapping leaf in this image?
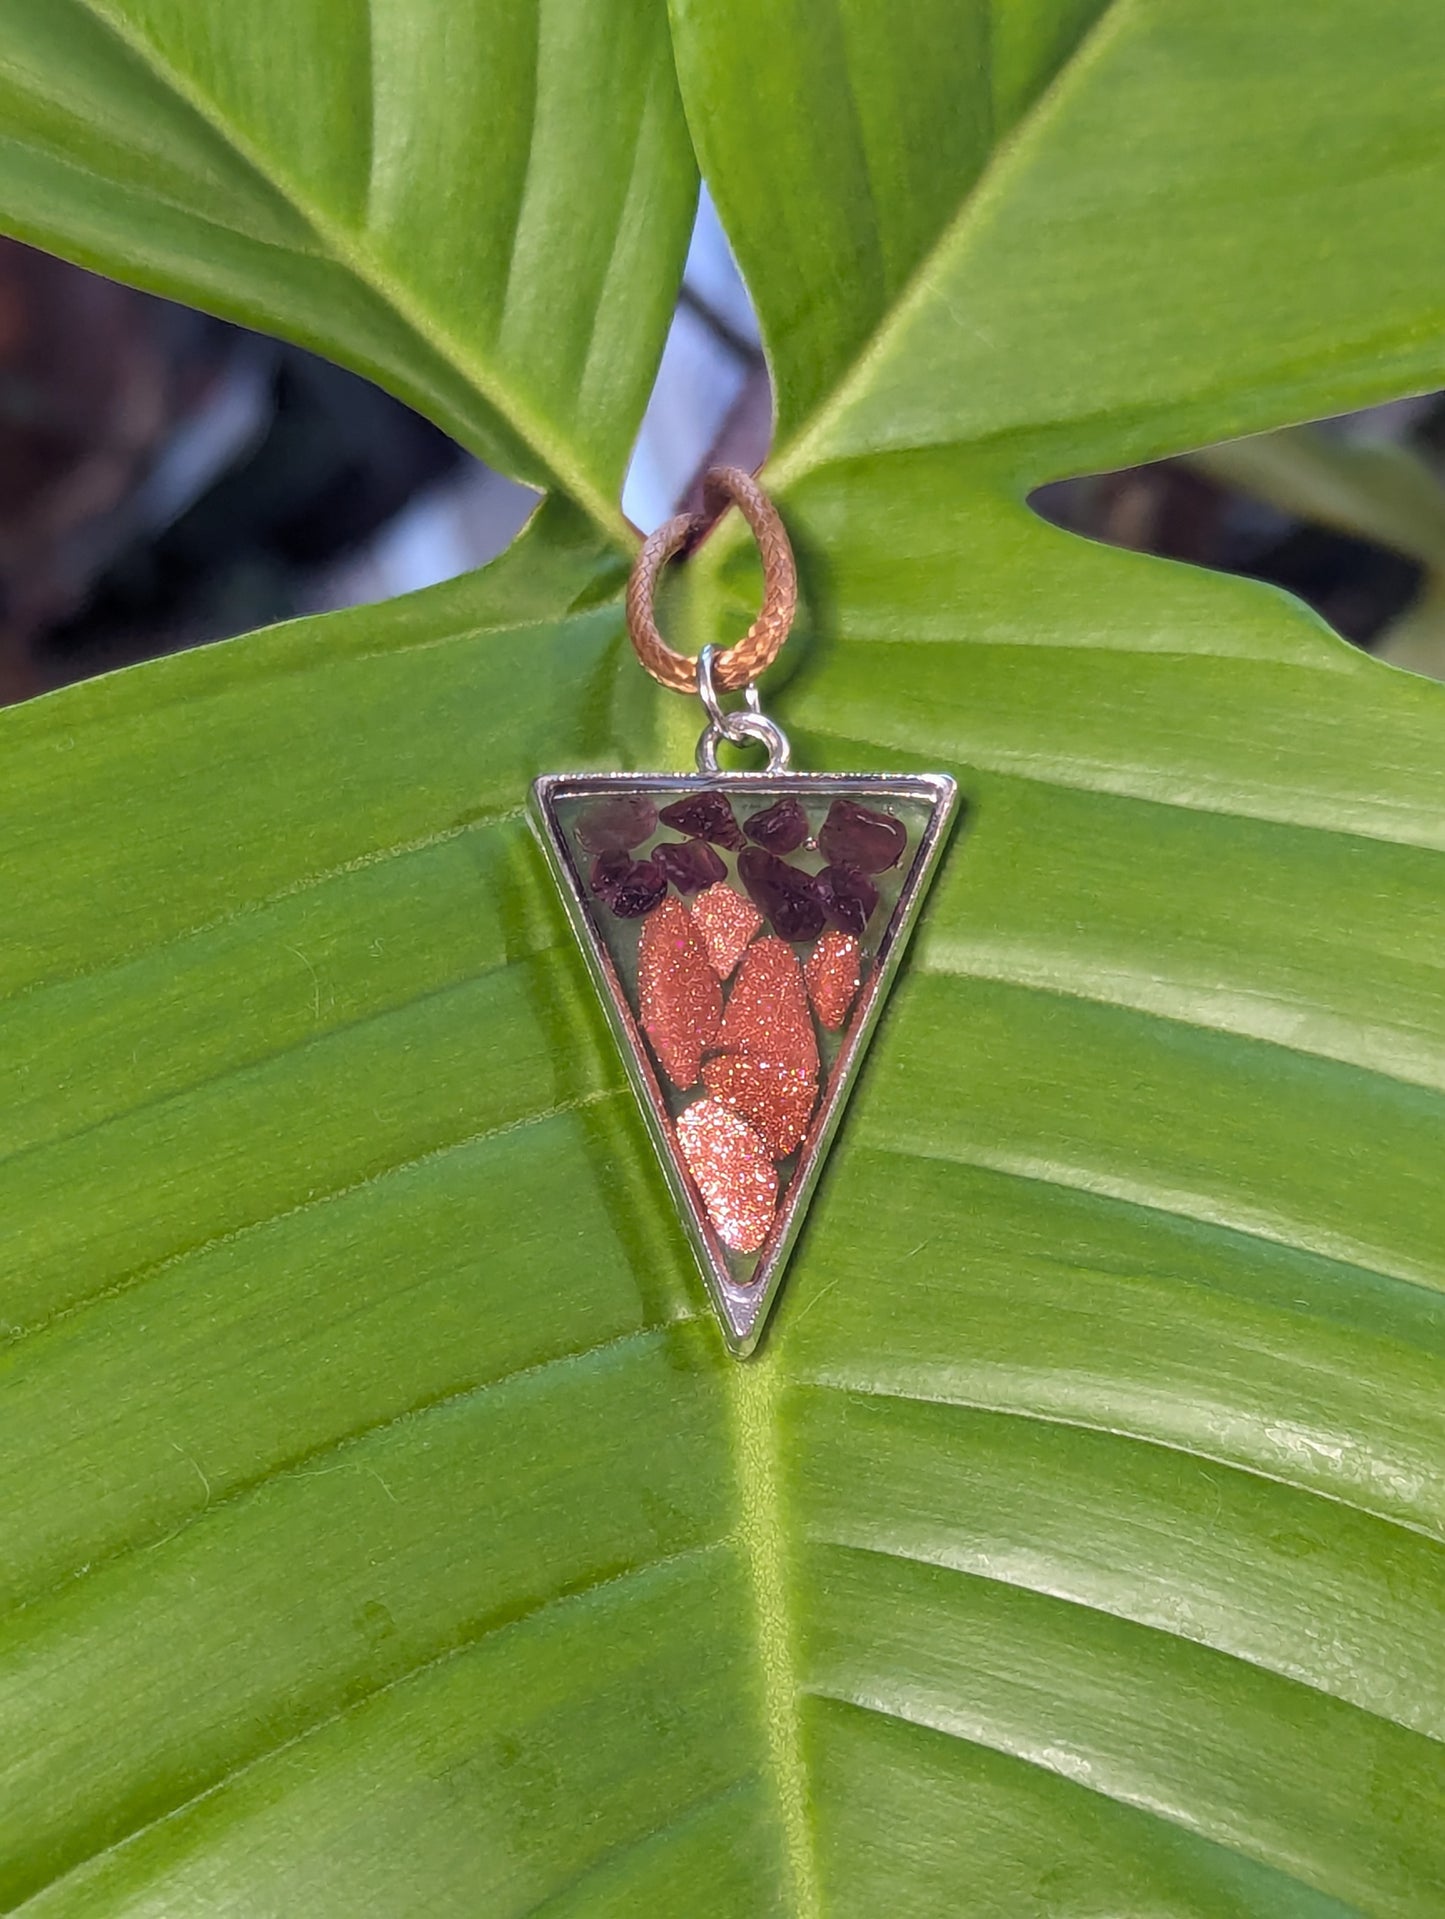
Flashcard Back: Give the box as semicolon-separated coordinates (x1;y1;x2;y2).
0;0;695;535
2;2;1444;1913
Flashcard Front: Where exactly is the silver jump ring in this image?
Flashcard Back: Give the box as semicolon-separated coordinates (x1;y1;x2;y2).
696;712;792;775
697;643;762;742
694;643;791;772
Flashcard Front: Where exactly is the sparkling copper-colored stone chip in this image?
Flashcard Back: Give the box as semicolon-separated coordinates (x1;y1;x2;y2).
702;1053;816;1157
638;897;722;1089
716;935;819;1075
805;929;862;1031
676;1098;777;1255
690;882;762;980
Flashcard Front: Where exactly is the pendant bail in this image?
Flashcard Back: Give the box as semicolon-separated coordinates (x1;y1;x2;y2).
695;644;792;774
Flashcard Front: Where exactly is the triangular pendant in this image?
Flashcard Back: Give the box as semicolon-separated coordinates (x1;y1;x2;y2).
530;771;958;1354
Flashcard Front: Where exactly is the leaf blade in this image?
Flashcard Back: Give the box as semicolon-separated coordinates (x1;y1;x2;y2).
0;0;698;536
7;2;1445;1909
672;0;1445;484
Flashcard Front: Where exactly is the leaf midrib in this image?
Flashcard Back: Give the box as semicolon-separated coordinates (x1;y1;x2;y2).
72;0;634;549
726;1357;821;1917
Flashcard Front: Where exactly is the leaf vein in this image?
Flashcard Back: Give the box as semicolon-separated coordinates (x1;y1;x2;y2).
862;1134;1444;1298
798;1376;1445;1549
519;1774;761;1918
810;1539;1445;1748
5;1087;623;1355
0;802;529;1020
4;1318;687;1628
916;949;1445;1097
808;1689;1367;1908
767;0;1136;486
65;0;629;538
14;1540;727;1913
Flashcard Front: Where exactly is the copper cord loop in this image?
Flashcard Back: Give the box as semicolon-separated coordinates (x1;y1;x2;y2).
626;465;798;694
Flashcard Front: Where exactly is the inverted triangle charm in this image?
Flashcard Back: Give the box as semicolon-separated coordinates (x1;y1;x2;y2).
528;465;960;1354
530;769;958;1353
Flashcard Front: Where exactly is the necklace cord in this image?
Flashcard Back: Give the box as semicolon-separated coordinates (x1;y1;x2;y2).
625;465;797;694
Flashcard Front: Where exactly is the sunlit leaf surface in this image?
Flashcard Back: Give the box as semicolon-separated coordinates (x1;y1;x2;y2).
3;1;1444;1911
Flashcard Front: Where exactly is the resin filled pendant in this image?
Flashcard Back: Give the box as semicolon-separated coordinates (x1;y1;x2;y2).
529;465;959;1355
531;771;957;1353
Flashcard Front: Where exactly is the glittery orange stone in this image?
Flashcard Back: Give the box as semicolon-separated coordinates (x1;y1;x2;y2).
689;882;762;980
714;936;819;1074
805;929;862;1031
676;1098;778;1254
638;897;722;1089
702;1054;816;1157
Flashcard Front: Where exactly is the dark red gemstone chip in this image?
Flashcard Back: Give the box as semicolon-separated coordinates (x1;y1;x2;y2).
817;861;878;938
658;790;747;850
817;798;906;873
576;793;658;854
653;838;728;894
743;796;809;854
737;847;827;942
592;851;666;918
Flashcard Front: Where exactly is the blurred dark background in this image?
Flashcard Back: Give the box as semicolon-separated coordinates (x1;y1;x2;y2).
3;198;1442;707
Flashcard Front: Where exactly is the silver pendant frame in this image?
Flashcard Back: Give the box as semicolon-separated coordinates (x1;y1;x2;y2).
530;769;958;1356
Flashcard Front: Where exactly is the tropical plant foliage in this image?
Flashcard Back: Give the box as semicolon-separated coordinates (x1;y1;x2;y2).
2;2;1444;1911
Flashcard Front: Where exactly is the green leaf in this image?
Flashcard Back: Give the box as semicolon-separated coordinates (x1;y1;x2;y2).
0;0;697;537
5;3;1445;1915
663;1;1445;1907
674;0;1445;487
667;0;1112;443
